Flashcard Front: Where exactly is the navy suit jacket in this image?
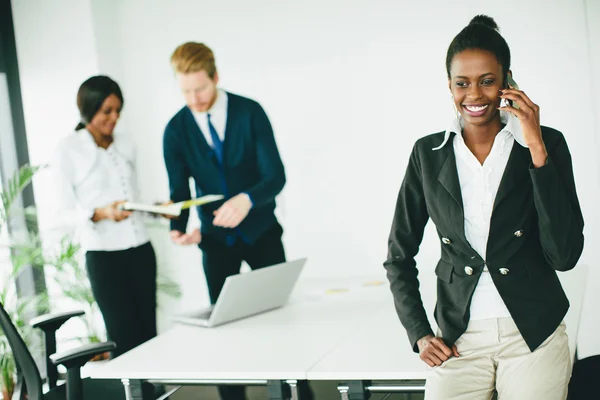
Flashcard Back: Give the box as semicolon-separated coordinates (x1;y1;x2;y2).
163;92;285;244
384;126;584;353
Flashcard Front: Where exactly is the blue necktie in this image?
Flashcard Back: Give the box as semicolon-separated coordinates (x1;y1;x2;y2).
207;113;223;164
207;113;249;246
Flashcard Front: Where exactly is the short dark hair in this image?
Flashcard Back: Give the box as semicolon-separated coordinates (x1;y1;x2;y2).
445;15;511;80
75;75;123;130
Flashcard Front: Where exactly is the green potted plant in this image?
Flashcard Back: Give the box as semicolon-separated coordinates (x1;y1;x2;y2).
0;260;48;399
0;164;183;397
0;339;15;400
0;164;44;399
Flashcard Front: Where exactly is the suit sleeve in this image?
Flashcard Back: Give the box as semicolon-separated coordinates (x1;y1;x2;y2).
529;130;584;271
163;123;192;232
383;142;433;352
244;103;286;207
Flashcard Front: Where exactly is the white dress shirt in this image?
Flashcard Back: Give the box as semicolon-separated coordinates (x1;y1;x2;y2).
50;130;149;252
437;111;528;320
186;88;229;231
191;89;228;145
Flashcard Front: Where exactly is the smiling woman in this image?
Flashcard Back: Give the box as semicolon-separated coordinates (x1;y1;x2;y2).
49;76;164;362
384;14;584;400
450;49;502;117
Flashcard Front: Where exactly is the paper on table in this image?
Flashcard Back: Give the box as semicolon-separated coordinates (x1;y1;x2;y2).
120;194;224;216
291;278;386;303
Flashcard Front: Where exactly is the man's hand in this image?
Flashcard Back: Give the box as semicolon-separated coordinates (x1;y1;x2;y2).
170;229;201;245
417;334;459;367
213;193;252;228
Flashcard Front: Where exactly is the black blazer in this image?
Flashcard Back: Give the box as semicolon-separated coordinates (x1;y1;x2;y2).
163;92;285;244
384;126;584;353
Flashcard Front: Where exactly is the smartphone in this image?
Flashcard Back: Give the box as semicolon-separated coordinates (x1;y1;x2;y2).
504;73;520;109
506;74;519;90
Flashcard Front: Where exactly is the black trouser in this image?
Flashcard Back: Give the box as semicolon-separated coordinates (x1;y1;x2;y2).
200;222;287;304
199;223;313;400
86;242;157;358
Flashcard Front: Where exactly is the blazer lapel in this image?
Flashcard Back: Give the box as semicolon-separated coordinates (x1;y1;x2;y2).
183;108;221;170
492;141;531;212
437;146;463;209
436;143;475;251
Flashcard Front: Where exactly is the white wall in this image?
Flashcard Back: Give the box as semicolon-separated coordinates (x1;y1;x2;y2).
575;0;600;360
11;0;101;229
12;0;600;353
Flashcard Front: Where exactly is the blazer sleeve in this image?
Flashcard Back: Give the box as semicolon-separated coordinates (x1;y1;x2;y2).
244;102;286;207
529;129;584;271
163;123;192;233
383;142;433;352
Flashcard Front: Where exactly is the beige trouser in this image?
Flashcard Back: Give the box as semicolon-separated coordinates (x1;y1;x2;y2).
424;318;571;400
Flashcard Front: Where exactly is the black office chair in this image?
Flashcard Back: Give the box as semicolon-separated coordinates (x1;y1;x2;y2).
30;310;86;391
568;355;600;400
0;301;125;400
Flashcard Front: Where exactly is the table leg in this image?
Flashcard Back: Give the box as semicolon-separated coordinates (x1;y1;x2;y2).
339;385;349;400
122;379;152;400
337;380;371;400
286;379;299;400
267;379;291;400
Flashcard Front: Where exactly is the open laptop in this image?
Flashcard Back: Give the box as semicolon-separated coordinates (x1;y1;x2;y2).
172;258;306;328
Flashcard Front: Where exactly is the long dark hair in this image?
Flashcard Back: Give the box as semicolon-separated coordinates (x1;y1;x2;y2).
445;15;511;81
75;75;124;130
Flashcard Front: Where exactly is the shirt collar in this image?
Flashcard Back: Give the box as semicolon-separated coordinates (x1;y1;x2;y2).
76;129;134;162
432;110;528;151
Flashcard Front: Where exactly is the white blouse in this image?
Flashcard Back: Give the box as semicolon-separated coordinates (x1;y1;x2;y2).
50;130;149;251
437;111;526;320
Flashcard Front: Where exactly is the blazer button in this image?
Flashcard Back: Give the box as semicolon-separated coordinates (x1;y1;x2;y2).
499;268;510;275
514;230;524;237
442;237;452;245
464;266;473;276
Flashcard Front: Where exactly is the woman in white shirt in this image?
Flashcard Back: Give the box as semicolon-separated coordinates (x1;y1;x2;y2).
51;75;157;358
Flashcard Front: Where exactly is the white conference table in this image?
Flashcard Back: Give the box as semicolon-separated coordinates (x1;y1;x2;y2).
89;267;588;400
304;265;590;400
90;276;394;399
307;300;431;399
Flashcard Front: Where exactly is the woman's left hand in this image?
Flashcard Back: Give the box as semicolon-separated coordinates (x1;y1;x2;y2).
499;86;548;168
